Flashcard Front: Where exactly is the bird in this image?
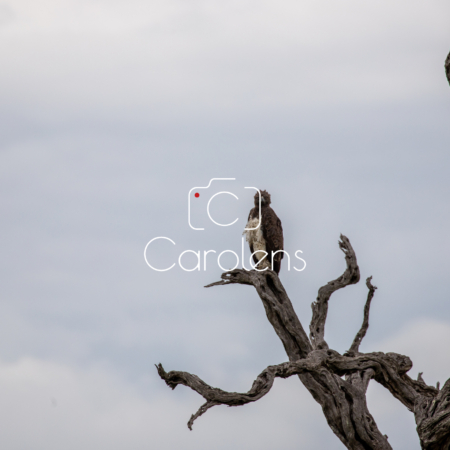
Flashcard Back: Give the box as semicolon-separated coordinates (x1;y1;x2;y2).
243;189;284;274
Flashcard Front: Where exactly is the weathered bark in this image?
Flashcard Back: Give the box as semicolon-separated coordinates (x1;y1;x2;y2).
415;379;450;450
157;235;450;449
309;235;360;351
349;277;376;354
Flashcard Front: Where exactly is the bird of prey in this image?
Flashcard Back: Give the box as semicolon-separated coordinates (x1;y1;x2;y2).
243;190;284;274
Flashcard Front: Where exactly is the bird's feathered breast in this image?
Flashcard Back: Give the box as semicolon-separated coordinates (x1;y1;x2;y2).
260;206;284;262
244;205;284;272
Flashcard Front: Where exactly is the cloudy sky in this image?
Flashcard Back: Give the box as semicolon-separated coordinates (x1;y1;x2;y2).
1;1;449;449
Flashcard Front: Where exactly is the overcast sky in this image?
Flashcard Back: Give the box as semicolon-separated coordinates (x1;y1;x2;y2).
1;1;450;449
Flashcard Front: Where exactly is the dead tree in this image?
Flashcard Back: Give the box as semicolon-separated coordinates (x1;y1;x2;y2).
157;236;450;449
156;54;450;449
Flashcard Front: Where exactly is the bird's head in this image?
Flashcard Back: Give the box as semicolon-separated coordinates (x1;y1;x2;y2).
254;190;271;207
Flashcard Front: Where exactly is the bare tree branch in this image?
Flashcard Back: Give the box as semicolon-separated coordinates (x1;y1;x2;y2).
349;276;377;354
158;348;438;446
309;234;360;350
188;401;219;431
156;354;326;429
156;350;406;431
446;51;450;85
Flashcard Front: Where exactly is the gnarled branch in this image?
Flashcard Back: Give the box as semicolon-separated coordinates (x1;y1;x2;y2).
157;348;438;446
416;378;450;449
309;234;360;350
349;276;377;354
156;353;326;429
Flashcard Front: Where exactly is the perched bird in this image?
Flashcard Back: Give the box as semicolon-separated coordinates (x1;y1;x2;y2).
243;190;284;274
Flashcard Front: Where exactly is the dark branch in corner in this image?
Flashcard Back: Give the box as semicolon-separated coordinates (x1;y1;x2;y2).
309;234;360;350
446;51;450;85
348;276;377;354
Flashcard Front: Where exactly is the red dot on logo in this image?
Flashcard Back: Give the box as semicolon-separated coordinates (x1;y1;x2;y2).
195;192;200;198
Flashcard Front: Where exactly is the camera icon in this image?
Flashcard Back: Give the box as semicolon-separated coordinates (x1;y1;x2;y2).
188;178;261;231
